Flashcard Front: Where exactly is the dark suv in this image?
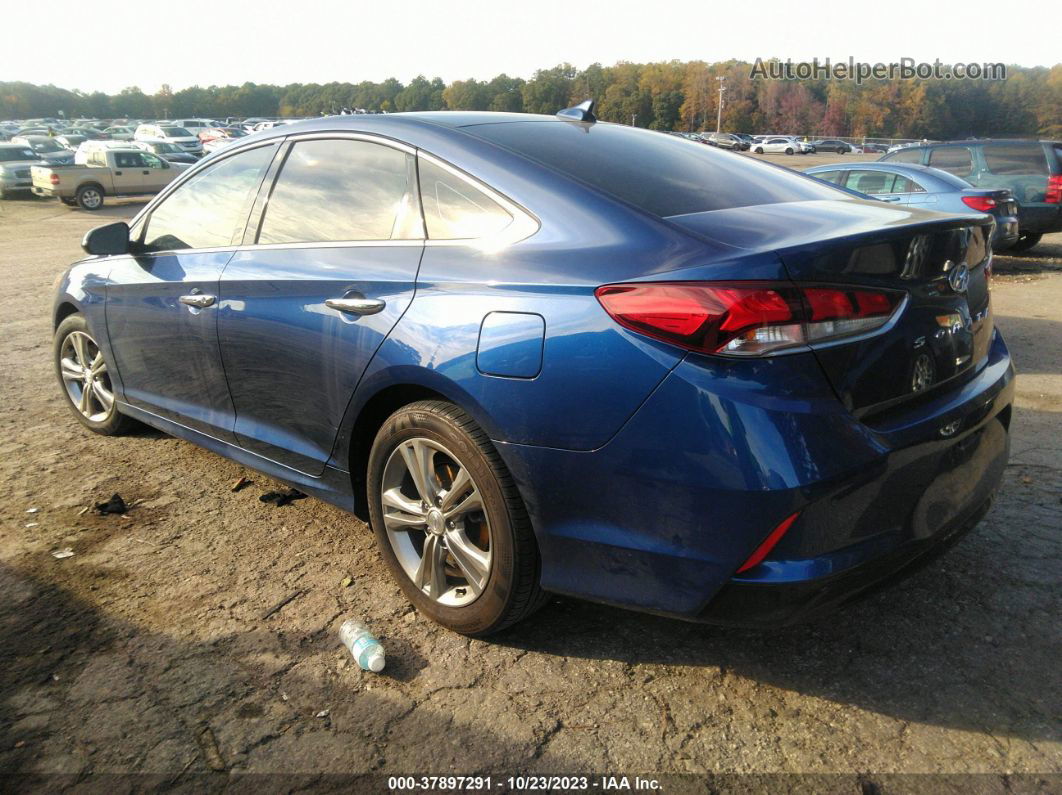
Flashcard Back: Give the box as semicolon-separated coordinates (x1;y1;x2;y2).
880;140;1062;252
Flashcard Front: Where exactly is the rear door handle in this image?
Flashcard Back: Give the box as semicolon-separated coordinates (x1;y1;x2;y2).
325;296;386;316
179;294;216;308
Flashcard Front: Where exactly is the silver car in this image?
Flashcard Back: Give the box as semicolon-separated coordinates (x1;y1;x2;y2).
0;143;47;197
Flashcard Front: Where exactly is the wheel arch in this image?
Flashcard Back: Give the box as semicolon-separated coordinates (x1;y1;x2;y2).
345;383;454;521
77;181;106;195
54;300;80;330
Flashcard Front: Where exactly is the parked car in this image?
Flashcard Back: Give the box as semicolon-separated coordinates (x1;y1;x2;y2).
703;132;743;150
134;124;204;156
54;111;1012;635
780;136;815;154
11;135;75;165
805;162;1020;249
133;140;201;165
171;118;221;135
750;136;799;154
32;148;185;209
811;139;854;154
75;139;143;165
879;139;1062;252
861;143;889;154
56;134;88;151
103;126;136;141
0;143;47;197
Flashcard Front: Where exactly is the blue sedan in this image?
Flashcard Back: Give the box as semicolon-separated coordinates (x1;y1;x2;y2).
804;161;1021;250
52;105;1014;635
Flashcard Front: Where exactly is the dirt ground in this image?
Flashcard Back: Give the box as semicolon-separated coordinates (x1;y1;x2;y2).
1;192;1059;790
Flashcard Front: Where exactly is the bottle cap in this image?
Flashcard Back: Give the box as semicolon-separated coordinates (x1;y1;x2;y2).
366;650;385;673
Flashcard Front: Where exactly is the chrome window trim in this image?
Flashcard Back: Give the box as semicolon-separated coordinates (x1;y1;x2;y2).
130;131;540;257
417;151;540;248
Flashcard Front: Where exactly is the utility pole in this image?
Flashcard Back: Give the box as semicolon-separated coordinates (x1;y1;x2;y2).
715;75;727;134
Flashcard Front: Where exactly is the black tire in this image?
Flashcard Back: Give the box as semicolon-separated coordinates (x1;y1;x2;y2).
60;198;77;207
1008;232;1042;254
54;314;134;435
367;400;547;635
754;147;763;154
75;184;104;211
785;148;794;155
837;147;845;154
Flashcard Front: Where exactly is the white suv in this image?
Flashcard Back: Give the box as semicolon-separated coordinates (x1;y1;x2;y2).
133;124;203;156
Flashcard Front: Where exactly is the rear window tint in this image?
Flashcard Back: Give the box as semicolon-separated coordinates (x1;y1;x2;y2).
884;147;923;164
982;144;1048;176
467;122;842;218
928;147;974;178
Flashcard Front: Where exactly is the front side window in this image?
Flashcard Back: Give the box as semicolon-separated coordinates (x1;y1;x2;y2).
419;157;513;240
142;144;275;252
258;139;417;244
928;147;973;178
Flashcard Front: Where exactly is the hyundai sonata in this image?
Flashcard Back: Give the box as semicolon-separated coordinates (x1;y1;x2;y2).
53;104;1013;635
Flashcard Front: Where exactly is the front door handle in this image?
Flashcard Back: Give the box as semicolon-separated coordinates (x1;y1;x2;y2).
325;296;386;316
179;294;216;308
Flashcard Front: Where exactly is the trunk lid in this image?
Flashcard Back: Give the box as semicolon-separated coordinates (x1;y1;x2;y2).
666;199;995;417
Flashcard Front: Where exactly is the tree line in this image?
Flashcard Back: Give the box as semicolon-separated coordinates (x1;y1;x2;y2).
3;60;1059;139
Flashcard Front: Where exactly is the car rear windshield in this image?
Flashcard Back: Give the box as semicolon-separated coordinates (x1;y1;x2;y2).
161;127;192;137
982;143;1048;175
466;121;843;217
0;148;36;161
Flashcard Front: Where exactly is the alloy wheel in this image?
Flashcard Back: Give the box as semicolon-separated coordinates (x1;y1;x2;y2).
59;330;114;422
380;437;492;607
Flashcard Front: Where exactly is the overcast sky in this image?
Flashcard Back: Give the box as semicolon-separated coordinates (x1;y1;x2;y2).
3;0;1055;94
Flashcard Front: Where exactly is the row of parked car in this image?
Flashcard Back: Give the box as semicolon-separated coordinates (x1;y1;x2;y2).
679;131;891;155
803;138;1062;252
0;116;309;202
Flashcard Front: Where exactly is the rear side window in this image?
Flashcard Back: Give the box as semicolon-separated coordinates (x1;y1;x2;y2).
259;139;418;244
983;144;1048;175
810;170;843;184
928;147;973;178
468;121;842;218
884;147;923;164
143;144;275;252
419;157;513;240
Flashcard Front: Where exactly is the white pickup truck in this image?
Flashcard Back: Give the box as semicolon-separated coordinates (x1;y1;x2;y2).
31;148;188;210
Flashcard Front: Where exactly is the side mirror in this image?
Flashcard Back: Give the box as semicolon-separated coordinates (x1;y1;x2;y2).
82;221;130;256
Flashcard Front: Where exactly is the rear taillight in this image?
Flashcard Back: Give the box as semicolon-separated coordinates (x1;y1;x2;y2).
49;174;60;185
1046;175;1062;204
961;195;997;212
595;282;904;356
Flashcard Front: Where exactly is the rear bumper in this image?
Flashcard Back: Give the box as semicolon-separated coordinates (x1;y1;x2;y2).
497;329;1014;624
699;490;995;626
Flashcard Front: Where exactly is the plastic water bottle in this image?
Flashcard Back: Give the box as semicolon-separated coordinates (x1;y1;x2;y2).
339;619;386;672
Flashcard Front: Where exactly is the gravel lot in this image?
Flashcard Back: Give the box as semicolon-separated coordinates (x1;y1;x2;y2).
1;190;1059;789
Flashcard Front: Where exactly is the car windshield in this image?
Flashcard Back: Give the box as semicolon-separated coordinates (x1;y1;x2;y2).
153;143;181;153
161;127;192;137
30;140;63;153
470;121;842;217
0;148;37;161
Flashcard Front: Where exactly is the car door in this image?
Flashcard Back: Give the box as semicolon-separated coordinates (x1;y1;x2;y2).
137;151;175;193
217;134;424;475
105;143;279;442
